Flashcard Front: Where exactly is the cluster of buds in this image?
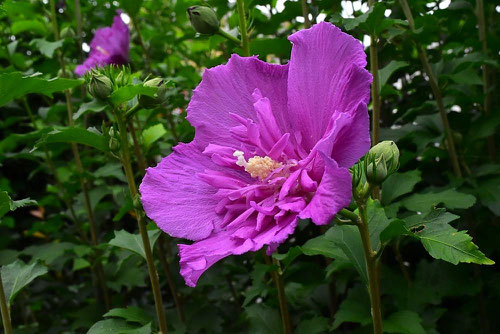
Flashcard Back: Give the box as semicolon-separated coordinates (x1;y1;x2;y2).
138;77;168;109
187;6;219;35
87;69;113;100
351;141;400;201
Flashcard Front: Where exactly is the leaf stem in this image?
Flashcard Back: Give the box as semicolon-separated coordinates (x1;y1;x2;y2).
475;0;495;159
0;272;13;334
263;253;293;334
49;0;110;310
398;0;462;177
217;28;242;45
356;203;383;334
236;0;250;57
301;0;311;28
338;208;360;223
115;110;168;334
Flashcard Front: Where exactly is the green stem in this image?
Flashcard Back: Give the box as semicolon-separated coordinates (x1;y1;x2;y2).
125;103;141;121
399;0;462;177
236;0;250;56
476;0;495;159
115;111;168;334
356;204;383;334
263;253;293;334
131;17;152;74
368;0;381;146
49;0;110;309
217;28;242;45
338;208;359;223
301;0;311;28
0;272;13;334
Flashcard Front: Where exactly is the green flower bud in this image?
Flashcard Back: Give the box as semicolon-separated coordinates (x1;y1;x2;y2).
108;127;120;152
366;141;400;185
138;77;168;109
187;6;219;35
88;70;113;100
60;26;75;38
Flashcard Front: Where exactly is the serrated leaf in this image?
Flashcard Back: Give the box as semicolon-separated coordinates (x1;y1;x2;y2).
379;61;409;89
384;310;426;334
73;99;108;120
382;170;422;205
1;260;48;305
109;84;157;105
245;304;282;334
405;209;494;265
104;307;152;325
401;188;476;213
87;319;135;334
379;219;409;244
0;191;37;219
30;38;64;58
34;127;109;152
23;242;75;265
332;285;371;329
109;229;161;260
0;72;83;107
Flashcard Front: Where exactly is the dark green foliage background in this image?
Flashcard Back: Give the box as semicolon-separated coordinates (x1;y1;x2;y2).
0;0;498;333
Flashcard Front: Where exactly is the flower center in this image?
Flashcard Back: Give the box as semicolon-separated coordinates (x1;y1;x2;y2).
233;150;283;180
96;46;110;56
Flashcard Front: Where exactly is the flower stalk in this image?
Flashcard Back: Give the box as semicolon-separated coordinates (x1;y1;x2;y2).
356;203;383;334
301;0;311;28
368;0;381;146
114;109;168;334
217;28;242;45
236;0;250;56
263;253;293;334
398;0;462;177
49;0;110;310
475;0;495;159
0;272;13;334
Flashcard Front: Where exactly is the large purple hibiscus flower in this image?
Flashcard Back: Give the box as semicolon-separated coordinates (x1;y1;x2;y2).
140;22;372;287
75;12;130;76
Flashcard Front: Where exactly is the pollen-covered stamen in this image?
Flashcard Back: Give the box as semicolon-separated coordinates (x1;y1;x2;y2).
96;45;110;56
233;150;283;180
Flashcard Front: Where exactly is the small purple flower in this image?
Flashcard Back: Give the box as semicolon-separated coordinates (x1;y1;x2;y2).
140;22;372;287
75;12;130;76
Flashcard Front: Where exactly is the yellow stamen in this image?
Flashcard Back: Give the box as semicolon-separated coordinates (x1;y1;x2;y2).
233;150;282;180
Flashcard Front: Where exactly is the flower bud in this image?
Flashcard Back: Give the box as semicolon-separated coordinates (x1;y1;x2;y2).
187;6;219;35
366;141;399;185
108;127;120;152
60;26;75;38
88;70;113;100
138;77;168;109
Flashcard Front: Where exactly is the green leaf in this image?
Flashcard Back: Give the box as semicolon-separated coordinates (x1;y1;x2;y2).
332;285;371;329
121;0;144;17
384;310;426;334
109;84;157;105
30;38;64;58
0;191;37;219
11;19;47;35
272;246;302;271
401;188;476;213
379;219;409;244
142;123;167;148
104;307;153;325
0;250;18;266
405;209;494;265
379;61;409;89
23;242;75;265
109;229;162;260
1;260;48;305
328;225;367;284
73;99;108;120
301;234;349;261
34;127;109;152
296;316;329;334
382;170;422;205
87;319;135;334
0;72;83;107
245;304;282;334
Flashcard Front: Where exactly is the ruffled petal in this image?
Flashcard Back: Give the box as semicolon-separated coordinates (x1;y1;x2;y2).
140;142;235;241
287;22;372;152
187;55;289;150
178;214;298;287
299;152;352;225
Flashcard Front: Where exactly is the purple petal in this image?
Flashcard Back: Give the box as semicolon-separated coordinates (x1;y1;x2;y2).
140;142;230;241
299;152;352;225
287;22;372;152
187;55;289;150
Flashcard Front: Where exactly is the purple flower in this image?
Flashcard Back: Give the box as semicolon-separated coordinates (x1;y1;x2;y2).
75;12;130;76
140;22;372;287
